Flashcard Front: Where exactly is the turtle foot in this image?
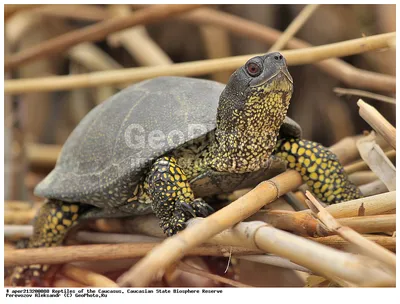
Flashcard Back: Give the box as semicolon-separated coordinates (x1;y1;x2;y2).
162;199;214;236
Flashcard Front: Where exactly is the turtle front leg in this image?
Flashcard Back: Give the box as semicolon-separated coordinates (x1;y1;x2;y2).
10;199;91;287
146;156;214;236
275;138;363;204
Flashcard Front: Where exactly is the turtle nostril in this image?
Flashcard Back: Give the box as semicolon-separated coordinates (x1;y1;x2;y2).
274;55;279;60
279;55;283;60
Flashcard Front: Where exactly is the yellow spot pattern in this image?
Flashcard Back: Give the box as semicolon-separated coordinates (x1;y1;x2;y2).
275;138;362;204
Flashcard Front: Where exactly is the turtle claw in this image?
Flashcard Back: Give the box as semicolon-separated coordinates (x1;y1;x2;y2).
179;199;213;218
179;202;197;218
162;199;214;236
192;198;214;217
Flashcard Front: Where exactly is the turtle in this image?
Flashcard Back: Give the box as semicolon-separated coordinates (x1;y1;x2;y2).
11;52;362;286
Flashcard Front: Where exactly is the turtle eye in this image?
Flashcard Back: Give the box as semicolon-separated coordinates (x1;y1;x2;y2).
246;62;262;77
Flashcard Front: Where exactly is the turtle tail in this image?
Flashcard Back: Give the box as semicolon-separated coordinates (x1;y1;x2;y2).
274;138;362;204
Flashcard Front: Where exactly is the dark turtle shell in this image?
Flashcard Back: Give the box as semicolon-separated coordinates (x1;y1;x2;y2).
35;76;301;208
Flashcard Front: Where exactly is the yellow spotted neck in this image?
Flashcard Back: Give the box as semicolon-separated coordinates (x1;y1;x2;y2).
209;76;292;173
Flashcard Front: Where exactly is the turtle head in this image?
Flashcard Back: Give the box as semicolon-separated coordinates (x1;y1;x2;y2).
212;52;294;172
216;52;293;133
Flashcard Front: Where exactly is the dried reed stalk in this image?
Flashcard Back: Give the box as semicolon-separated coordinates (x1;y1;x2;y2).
5;32;396;94
4;4;202;71
85;215;390;239
53;277;86;287
27;143;60;168
5;209;37;225
177;262;251;287
4;225;33;238
344;149;395;173
60;264;118;287
338;214;395;234
329;135;362;165
29;4;111;22
305;191;396;270
182;8;396;92
4;4;43;19
269;4;320;51
116;170;303;286
348;170;378;186
68;43;123;71
75;231;162;244
190;220;394;287
199;25;232;83
238;255;311;273
357;132;396;191
108;5;173;66
358;99;396;149
359;179;388;196
4;243;261;266
301;191;396;218
334;87;396;105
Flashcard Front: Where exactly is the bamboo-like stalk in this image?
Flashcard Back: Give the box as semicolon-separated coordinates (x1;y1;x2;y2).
302;191;396;218
359;179;389;196
344;149;395;173
53;277;86;288
116;170;303;287
269;4;320;51
177;262;251;288
338;214;395;234
309;227;395;251
88;215;391;240
250;210;322;236
29;4;111;22
4;243;262;266
5;208;37;225
108;5;173;67
181;8;396;92
305;191;396;269
199;24;232;83
4;4;43;20
4;4;202;71
238;255;311;273
334;87;396;105
75;231;162;244
68;43;123;72
27;143;60;168
122;218;394;287
358;99;396;149
250;225;394;286
329;135;362;165
4;225;33;238
5;32;396;94
60;264;118;287
357;132;396;191
253;210;396;236
348;170;378;186
5;200;34;210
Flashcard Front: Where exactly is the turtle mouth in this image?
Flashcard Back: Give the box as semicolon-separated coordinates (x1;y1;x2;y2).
250;68;293;88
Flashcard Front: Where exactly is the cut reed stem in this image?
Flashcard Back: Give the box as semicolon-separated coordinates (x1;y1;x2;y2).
358;99;396;149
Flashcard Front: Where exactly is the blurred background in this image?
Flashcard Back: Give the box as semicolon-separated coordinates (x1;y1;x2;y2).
4;3;396;216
